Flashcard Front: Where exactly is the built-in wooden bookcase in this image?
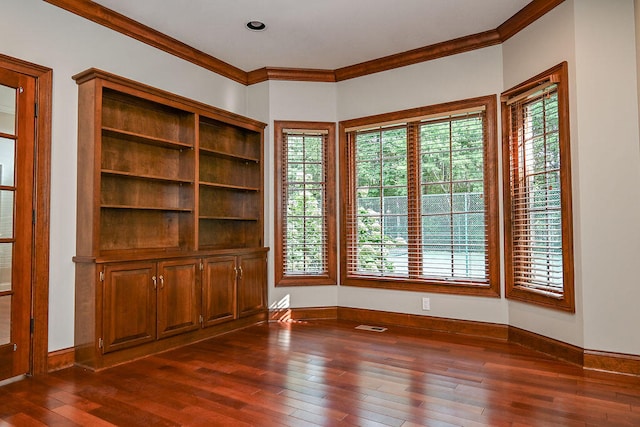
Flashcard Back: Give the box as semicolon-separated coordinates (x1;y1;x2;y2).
73;69;268;370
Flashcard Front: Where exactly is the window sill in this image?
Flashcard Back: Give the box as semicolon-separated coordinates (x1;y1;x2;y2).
276;275;337;287
342;276;500;297
507;285;575;312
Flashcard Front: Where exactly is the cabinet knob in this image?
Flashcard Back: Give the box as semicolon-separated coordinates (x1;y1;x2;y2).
152;275;157;289
159;275;164;289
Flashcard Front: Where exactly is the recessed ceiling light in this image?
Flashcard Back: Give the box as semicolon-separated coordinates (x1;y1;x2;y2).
246;20;266;31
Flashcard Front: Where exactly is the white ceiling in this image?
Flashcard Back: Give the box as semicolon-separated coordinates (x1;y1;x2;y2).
93;0;533;71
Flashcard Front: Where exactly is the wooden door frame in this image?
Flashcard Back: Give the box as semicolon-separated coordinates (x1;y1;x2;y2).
0;53;52;376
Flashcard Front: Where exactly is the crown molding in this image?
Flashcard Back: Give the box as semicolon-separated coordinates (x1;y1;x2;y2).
334;30;501;82
497;0;566;41
44;0;565;85
43;0;248;85
247;67;336;85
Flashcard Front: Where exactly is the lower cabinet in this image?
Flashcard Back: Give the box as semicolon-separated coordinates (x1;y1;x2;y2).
156;259;201;339
202;252;268;326
102;261;156;353
102;258;200;354
202;256;236;327
82;249;268;367
237;252;268;318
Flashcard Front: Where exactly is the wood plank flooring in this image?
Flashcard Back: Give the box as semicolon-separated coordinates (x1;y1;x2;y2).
1;319;639;426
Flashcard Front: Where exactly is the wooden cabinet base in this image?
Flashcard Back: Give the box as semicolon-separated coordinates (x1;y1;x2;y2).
74;248;267;371
75;311;267;371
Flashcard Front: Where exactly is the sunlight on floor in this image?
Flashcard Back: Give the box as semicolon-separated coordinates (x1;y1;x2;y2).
269;294;291;322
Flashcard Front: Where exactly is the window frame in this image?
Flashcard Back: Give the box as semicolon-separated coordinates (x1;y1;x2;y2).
501;62;575;312
274;121;337;287
339;95;500;296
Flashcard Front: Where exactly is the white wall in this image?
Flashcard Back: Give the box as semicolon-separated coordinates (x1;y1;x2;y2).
261;80;340;310
338;46;504;120
637;0;640;129
1;0;247;351
573;0;640;355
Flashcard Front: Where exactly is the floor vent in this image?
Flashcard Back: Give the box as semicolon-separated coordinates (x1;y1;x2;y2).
355;325;387;332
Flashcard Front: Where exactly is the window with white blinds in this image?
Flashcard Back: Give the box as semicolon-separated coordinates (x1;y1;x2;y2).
502;62;575;312
274;121;336;287
350;124;408;276
419;113;488;282
341;96;500;295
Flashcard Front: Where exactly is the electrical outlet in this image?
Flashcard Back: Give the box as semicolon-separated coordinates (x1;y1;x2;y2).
422;297;430;311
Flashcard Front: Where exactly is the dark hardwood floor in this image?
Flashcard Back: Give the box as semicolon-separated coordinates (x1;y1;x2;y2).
1;319;639;426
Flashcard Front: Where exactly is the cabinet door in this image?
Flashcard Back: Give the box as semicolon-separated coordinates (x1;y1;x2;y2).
202;256;236;327
157;259;201;339
237;253;267;318
102;262;157;353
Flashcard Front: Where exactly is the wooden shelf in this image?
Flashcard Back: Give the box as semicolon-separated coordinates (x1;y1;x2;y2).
199;147;259;163
199;181;259;192
102;127;192;150
199;117;261;162
101;169;194;184
101;86;195;146
198;218;262;249
101;204;193;212
199;154;260;190
199;216;259;221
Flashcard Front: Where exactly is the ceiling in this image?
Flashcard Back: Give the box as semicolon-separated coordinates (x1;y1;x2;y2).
92;0;533;72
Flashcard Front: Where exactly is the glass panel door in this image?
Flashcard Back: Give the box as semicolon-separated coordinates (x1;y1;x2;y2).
0;67;35;380
0;85;16;348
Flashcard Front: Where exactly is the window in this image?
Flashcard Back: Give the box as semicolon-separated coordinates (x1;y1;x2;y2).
274;121;336;286
501;62;575;312
340;96;499;296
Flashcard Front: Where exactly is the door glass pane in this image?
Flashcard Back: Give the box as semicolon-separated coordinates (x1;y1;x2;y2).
0;243;12;291
0;138;15;186
0;295;9;345
0;191;14;240
0;85;16;135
